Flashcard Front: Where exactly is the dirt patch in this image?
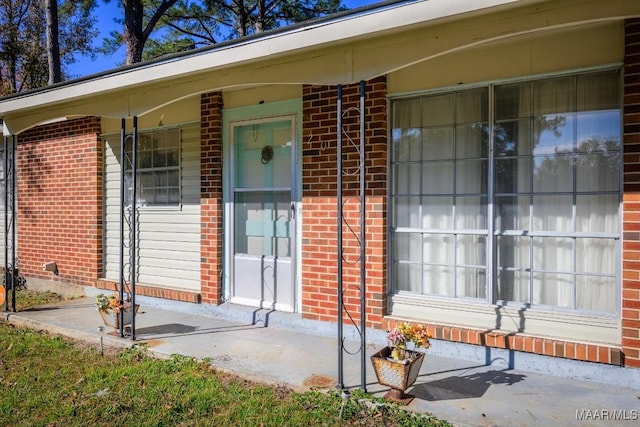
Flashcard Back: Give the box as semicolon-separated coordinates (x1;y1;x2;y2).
302;374;337;389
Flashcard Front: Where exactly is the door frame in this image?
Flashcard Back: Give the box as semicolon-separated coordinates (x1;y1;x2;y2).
222;99;302;312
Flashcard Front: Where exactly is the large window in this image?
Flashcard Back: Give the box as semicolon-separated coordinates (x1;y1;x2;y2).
390;69;621;314
125;128;180;207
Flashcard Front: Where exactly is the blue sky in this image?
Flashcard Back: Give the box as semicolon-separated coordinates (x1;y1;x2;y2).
69;0;377;78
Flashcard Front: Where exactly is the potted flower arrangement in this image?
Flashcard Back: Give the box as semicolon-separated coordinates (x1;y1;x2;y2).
370;322;432;404
95;292;138;329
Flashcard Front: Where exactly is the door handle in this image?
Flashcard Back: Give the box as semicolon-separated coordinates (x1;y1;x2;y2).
290;202;296;220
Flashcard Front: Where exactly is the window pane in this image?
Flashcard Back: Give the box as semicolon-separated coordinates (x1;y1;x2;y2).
576;275;615;313
423;162;453;194
456;88;488;123
577;111;621;153
423;127;453;160
495;83;531;120
395;232;421;262
456;267;486;298
494;120;532;157
532;237;572;273
423;265;454;296
533;154;573;192
396;262;422;293
140;171;154;189
456;196;487;229
456;160;487;194
495;158;531;194
576;153;619;192
272;145;291;187
422;196;453;229
394;98;421;126
533;114;575;156
154;189;168;204
576;238;615;275
577;71;620;112
138;150;152;168
532;195;572;232
534;77;574;116
392;99;422;162
497;236;530;270
393;163;420;195
457;235;486;266
423;94;454;126
393;196;420;228
456;124;488;158
497;270;530;303
168;170;179;187
532;272;573;308
576;195;619;233
495;196;530;231
392;129;419;162
423;234;453;264
155;171;167;187
168;188;180;204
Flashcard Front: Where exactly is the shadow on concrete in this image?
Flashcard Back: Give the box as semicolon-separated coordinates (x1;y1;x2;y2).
135;323;263;339
411;369;526;401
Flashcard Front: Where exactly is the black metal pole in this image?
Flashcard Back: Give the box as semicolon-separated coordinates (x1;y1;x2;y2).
119;119;126;337
130;116;137;341
3;136;7;312
359;80;367;392
337;84;344;389
10;135;16;312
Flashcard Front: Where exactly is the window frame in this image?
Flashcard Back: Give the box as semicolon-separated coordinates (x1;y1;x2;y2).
388;67;622;317
124;126;182;209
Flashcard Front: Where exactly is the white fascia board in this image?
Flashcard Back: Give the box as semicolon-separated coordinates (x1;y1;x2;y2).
0;0;526;116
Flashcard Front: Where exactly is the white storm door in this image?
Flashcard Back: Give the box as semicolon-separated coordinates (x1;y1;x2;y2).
231;118;296;312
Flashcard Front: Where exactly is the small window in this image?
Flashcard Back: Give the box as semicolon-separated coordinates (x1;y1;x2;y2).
125;128;180;207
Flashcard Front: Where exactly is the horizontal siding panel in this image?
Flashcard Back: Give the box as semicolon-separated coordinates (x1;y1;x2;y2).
105;247;199;261
138;273;200;289
105;253;199;271
105;230;201;243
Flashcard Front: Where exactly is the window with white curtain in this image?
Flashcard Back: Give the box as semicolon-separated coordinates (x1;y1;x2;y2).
390;69;621;314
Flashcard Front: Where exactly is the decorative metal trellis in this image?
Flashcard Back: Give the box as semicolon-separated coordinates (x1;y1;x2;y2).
336;81;367;392
2;135;17;312
119;117;138;340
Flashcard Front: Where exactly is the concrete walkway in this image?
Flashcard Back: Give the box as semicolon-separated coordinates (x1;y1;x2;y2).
3;295;640;427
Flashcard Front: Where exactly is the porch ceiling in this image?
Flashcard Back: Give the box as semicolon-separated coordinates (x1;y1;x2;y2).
1;0;638;135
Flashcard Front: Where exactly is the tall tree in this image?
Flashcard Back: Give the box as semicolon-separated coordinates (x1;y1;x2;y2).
103;0;345;64
103;0;180;65
155;0;345;52
45;0;61;84
0;0;98;94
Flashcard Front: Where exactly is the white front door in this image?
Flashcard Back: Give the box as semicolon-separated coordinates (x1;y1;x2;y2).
230;117;296;311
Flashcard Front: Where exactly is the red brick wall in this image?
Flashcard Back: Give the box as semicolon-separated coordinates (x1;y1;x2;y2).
16;117;102;286
301;77;387;328
623;18;640;368
200;92;224;304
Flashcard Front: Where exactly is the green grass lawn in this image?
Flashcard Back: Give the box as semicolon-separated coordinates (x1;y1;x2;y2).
0;289;452;426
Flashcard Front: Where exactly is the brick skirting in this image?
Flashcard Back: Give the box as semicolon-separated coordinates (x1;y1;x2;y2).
384;319;624;367
96;280;201;304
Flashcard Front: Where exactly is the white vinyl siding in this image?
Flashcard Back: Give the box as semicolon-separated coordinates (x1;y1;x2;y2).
103;123;201;291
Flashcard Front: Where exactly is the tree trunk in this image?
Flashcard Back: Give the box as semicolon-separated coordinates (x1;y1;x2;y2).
123;0;144;64
45;0;62;84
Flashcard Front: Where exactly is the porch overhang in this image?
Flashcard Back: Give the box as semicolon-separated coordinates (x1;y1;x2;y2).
0;0;638;134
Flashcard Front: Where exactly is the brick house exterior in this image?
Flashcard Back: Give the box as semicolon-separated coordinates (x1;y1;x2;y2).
2;1;640;381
